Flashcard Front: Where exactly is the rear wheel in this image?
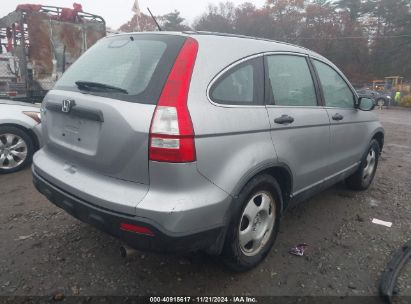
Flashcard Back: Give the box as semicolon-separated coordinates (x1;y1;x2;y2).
0;126;34;174
222;174;281;271
346;139;380;190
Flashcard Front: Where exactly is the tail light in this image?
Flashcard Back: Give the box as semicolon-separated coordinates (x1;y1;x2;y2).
149;37;198;163
7;91;17;97
23;111;41;124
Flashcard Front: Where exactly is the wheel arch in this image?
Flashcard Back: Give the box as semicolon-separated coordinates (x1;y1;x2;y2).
233;163;293;214
372;129;384;152
209;163;293;255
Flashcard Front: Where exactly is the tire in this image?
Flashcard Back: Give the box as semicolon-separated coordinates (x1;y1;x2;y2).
376;98;385;108
345;139;380;190
0;126;35;174
222;174;282;271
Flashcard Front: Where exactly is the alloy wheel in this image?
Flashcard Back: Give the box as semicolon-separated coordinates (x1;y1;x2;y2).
362;148;376;183
0;133;28;170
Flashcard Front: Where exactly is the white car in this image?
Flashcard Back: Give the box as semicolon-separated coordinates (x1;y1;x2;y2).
0;99;42;173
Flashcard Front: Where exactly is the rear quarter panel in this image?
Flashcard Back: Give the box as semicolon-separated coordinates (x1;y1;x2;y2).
0;103;40;130
187;36;296;196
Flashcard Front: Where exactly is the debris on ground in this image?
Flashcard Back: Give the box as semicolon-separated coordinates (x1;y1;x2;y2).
16;234;35;241
372;218;393;227
52;292;65;301
289;243;309;256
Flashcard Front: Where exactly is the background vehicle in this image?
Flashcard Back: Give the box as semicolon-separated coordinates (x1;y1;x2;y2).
357;88;392;107
0;99;42;173
0;4;105;102
33;32;384;271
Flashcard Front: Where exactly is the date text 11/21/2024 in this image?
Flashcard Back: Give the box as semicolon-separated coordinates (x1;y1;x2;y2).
149;297;257;303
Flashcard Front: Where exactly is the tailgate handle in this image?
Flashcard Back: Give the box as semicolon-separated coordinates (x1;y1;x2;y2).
46;103;104;122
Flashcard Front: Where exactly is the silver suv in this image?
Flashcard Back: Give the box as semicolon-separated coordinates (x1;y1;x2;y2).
33;32;384;271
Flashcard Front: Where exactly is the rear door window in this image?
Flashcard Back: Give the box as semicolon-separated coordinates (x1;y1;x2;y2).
55;34;186;104
265;54;318;106
210;57;264;105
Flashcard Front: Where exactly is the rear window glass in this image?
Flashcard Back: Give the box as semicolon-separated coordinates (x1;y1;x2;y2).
212;64;254;103
54;34;186;104
209;57;264;105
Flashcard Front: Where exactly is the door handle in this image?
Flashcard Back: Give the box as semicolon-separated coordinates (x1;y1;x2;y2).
332;113;344;121
274;114;294;124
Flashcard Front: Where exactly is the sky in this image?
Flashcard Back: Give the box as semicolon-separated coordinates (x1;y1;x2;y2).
1;0;266;29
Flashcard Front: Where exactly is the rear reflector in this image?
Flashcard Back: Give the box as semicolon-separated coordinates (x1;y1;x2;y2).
120;223;155;236
149;37;198;163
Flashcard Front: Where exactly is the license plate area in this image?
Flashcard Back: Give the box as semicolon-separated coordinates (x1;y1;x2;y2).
48;112;101;155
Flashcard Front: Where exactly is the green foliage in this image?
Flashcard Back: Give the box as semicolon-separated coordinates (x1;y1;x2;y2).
400;95;411;107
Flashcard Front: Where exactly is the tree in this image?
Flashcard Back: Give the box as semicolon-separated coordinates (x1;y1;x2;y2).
161;10;190;31
367;0;411;78
265;0;305;42
194;2;236;33
334;0;362;21
119;13;157;32
117;0;411;82
233;3;273;38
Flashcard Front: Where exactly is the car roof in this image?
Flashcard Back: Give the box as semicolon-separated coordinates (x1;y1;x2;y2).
108;31;328;63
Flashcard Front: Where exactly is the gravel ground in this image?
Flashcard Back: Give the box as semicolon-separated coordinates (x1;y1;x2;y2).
0;108;410;298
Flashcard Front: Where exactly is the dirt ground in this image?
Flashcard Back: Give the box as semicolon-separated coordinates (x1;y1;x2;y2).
0;108;410;299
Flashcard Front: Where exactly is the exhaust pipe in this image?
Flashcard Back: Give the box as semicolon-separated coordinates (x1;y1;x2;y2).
120;245;138;258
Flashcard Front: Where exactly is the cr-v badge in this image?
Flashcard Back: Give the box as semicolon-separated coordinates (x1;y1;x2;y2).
62;99;75;113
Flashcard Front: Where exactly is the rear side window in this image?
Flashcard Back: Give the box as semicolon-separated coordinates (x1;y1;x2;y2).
210;57;264;105
266;55;317;106
313;60;355;108
54;34;186;104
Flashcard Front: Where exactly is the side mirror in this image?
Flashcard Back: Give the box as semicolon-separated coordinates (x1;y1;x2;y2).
357;97;375;111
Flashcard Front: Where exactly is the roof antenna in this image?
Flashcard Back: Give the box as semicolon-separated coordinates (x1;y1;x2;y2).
147;7;162;31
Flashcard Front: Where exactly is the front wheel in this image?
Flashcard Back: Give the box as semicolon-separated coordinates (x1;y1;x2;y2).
346;139;380;190
222;174;282;271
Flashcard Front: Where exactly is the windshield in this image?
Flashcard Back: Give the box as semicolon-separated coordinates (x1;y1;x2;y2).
54;34;186;104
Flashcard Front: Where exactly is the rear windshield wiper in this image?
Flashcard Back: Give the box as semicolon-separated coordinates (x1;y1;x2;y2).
75;81;128;94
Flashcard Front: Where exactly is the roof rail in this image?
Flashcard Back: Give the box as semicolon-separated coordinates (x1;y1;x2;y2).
183;30;311;51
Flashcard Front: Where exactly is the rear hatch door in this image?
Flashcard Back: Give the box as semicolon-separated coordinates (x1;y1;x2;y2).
39;34;186;214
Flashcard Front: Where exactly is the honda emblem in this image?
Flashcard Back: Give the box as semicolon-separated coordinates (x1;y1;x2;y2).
62;99;75;113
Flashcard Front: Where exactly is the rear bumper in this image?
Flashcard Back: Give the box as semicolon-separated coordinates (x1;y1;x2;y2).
33;169;224;253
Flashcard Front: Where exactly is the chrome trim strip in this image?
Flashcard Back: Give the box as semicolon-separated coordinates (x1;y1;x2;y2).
266;105;321;109
206;52;309;109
